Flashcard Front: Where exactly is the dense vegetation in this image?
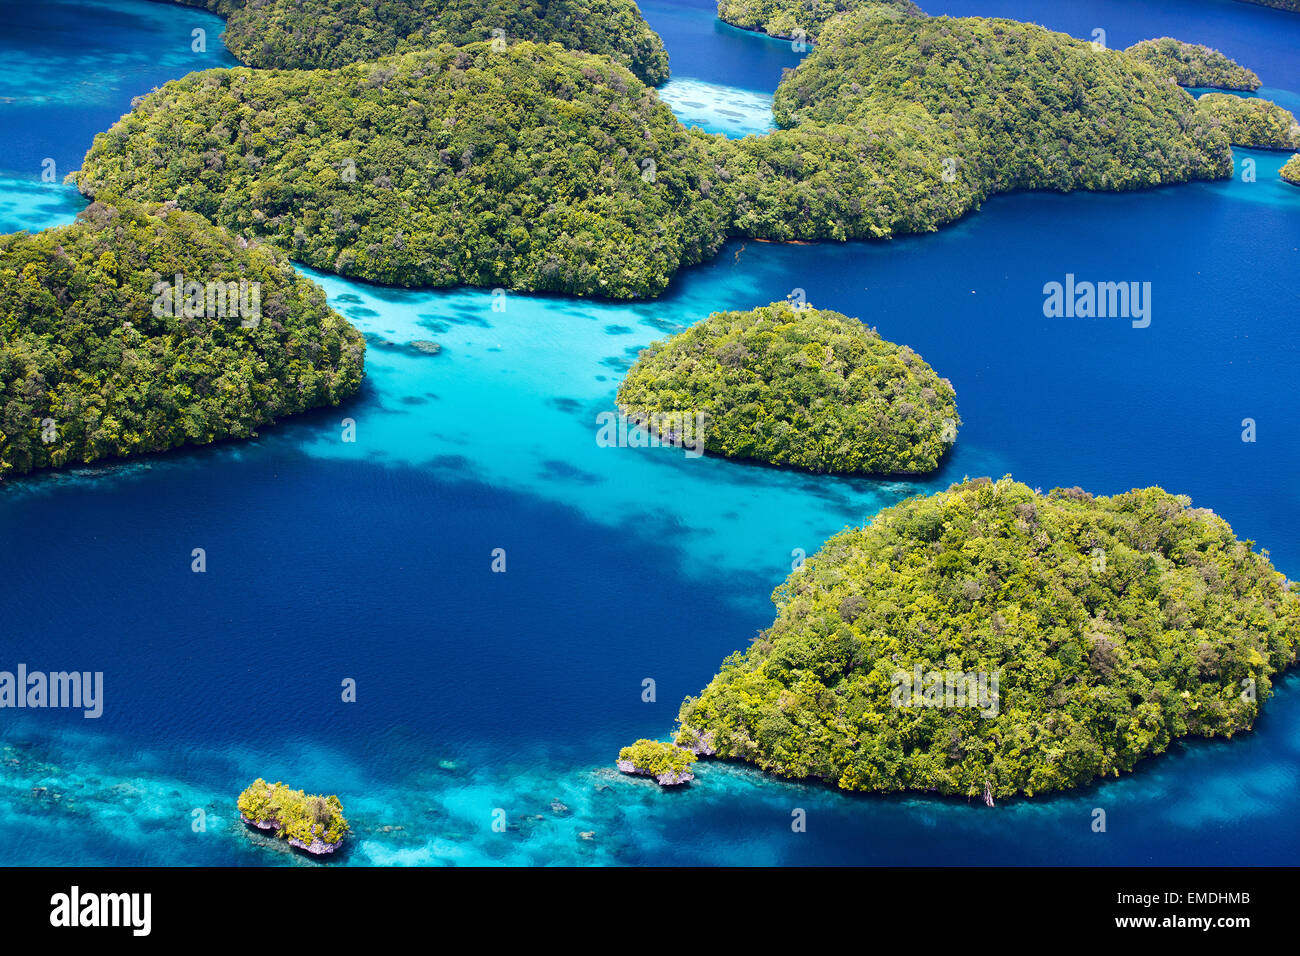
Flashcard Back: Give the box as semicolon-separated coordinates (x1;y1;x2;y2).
1282;154;1300;184
81;11;1234;296
0;201;363;478
676;477;1300;799
238;778;350;848
158;0;670;84
77;43;728;298
617;739;698;783
617;302;957;474
714;0;922;41
1195;93;1300;149
711;12;1232;244
1124;37;1260;91
768;12;1231;200
721;110;979;242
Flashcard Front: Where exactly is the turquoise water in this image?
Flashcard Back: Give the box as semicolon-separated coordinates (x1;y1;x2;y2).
0;174;85;233
658;77;776;135
1;0;1299;866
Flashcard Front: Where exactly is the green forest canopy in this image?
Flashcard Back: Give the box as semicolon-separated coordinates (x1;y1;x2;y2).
617;739;698;778
0;200;363;478
237;778;350;846
1195;92;1300;149
676;477;1300;799
80;12;1234;297
77;43;729;298
616;301;958;474
770;11;1231;196
157;0;670;84
1282;153;1300;183
1124;37;1261;91
714;0;922;41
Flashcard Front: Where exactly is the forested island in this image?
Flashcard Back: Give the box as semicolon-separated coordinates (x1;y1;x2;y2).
77;43;729;298
1124;37;1261;90
157;0;670;84
670;478;1300;800
714;0;921;41
617;740;698;785
1282;154;1300;183
0;201;364;478
79;8;1235;298
616;302;958;474
1195;93;1300;149
238;779;350;854
766;10;1230;200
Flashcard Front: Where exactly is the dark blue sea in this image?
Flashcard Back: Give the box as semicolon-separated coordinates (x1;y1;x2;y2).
0;0;1297;865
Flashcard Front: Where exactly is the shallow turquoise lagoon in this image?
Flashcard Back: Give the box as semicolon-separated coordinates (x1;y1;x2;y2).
658;77;776;136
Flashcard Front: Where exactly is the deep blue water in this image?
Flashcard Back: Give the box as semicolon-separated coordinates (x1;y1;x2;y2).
1;0;1298;866
0;0;236;179
640;0;804;90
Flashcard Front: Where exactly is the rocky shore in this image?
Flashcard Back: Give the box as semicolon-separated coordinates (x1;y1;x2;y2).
616;758;695;786
241;814;344;854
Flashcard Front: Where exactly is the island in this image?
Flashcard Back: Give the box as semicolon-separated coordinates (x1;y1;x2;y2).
1241;0;1300;12
756;10;1229;221
157;0;670;84
0;201;364;478
714;0;922;42
616;301;958;474
617;739;698;785
1124;37;1261;91
1282;154;1300;184
1195;92;1300;149
673;477;1300;801
238;778;350;854
76;42;728;299
79;7;1234;298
